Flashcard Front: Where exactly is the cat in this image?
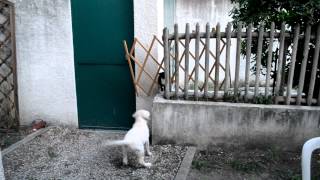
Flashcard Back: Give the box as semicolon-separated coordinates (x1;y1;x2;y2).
158;72;165;92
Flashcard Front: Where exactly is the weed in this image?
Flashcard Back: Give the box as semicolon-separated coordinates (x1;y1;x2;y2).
223;91;242;102
223;91;234;102
275;169;302;180
192;160;211;170
228;159;262;173
266;146;282;162
253;95;273;104
47;147;58;159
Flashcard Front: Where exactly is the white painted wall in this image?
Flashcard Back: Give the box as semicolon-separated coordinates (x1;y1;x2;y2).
176;0;233;28
134;0;164;111
10;0;78;126
175;0;248;83
9;0;163;126
6;0;238;126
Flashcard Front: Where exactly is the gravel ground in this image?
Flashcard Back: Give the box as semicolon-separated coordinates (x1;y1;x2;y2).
3;127;187;180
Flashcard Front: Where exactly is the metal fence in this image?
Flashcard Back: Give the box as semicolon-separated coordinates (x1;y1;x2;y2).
163;22;320;106
0;0;19;129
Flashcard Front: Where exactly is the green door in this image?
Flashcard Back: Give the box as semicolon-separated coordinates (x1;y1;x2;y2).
71;0;135;129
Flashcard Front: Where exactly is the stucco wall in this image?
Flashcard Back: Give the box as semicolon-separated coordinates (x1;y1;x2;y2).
9;0;162;127
10;0;78;126
175;0;249;82
134;0;164;112
152;96;320;149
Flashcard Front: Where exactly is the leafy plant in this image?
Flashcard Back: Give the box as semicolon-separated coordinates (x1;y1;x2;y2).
254;95;273;104
230;0;320;97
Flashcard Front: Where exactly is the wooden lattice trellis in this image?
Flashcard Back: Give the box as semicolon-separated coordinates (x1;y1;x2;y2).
123;33;228;96
0;0;18;129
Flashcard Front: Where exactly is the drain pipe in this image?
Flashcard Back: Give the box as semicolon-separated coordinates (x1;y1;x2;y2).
302;137;320;180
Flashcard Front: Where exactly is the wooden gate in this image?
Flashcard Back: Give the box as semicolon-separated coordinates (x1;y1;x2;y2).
0;0;18;129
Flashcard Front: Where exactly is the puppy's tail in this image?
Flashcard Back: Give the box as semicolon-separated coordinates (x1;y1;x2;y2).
104;140;131;146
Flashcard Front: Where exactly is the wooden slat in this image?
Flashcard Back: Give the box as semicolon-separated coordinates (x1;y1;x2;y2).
136;38;156;85
234;22;242;101
136;38;163;68
297;24;312;105
214;23;221;100
126;52;154;80
275;96;317;104
185;38;227;88
265;22;274;97
274;22;286;104
204;23;210;98
194;23;200;100
174;24;179;99
254;24;264;97
169;40;172;92
224;23;231;94
148;38;165;95
9;4;19;124
286;24;300;105
308;24;320;105
244;23;252;102
188;40;217;85
280;41;289;96
168;31;317;40
184;23;190;100
163;28;170;99
123;41;138;96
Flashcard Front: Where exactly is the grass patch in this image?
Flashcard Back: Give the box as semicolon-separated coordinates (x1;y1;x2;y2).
192;160;211;170
228;159;263;173
190;145;320;179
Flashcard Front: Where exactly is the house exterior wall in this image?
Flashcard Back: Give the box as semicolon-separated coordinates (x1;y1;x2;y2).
10;0;78;126
176;0;233;28
8;0;236;127
9;0;163;126
134;0;164;112
174;0;249;82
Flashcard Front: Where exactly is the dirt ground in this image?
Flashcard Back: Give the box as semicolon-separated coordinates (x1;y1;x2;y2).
3;127;187;180
0;126;32;150
188;143;320;180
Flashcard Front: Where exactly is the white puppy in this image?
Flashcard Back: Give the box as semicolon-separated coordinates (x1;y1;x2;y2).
106;109;152;167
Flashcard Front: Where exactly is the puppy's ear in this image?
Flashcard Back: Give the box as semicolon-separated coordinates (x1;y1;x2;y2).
132;112;137;119
143;111;151;120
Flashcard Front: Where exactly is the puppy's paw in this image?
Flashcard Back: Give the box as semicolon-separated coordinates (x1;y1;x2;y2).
144;162;152;168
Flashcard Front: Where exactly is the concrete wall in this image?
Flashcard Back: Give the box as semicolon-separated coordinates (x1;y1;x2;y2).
152;96;320;149
134;0;164;112
10;0;78;126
